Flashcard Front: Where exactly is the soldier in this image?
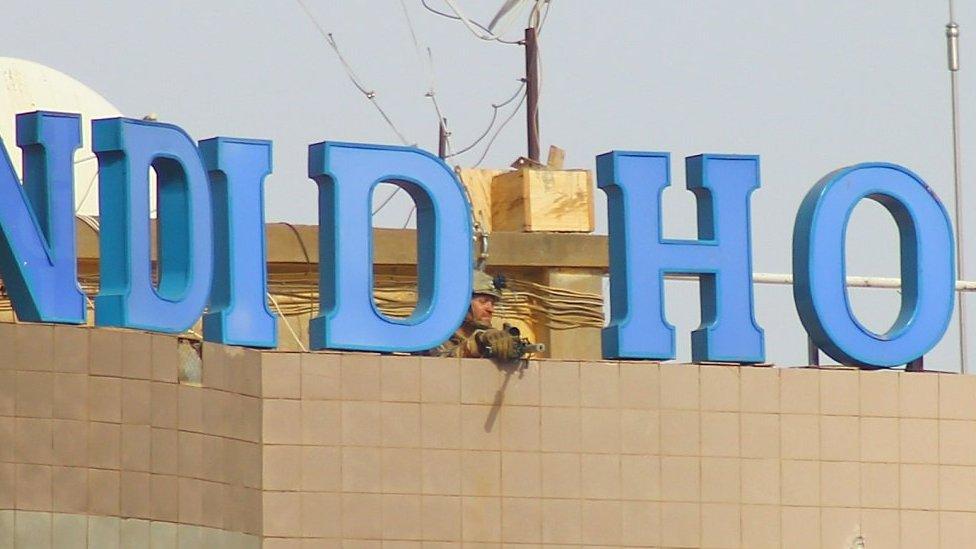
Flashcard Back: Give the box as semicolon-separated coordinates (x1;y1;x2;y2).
429;270;521;359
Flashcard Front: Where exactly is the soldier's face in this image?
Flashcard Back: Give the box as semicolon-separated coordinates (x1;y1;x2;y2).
469;294;496;325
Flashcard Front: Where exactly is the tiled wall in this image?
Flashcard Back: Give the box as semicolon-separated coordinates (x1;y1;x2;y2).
4;321;976;548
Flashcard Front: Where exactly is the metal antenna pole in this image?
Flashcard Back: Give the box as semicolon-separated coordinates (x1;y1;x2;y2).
438;117;448;159
947;2;968;373
524;27;540;162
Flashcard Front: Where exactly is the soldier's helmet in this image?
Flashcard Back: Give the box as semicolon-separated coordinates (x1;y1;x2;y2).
472;270;503;301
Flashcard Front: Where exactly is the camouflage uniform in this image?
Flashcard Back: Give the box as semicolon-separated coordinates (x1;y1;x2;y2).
429;320;489;358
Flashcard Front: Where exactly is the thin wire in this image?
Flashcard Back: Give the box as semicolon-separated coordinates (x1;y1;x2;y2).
402;204;417;229
372;186;403;216
448;81;525;158
473;89;527;167
295;0;413;146
75;169;99;214
420;0;523;44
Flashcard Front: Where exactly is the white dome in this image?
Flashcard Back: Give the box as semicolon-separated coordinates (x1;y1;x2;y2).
0;58;123;216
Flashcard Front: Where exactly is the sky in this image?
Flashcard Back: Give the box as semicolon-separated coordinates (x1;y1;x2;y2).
0;1;973;370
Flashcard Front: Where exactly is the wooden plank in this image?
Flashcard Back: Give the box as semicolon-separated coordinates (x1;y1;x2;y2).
490;169;528;231
546;145;565;169
523;169;594;232
457;168;504;232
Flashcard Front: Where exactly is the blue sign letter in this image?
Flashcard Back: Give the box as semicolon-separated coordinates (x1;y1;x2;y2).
599;152;764;362
793;163;955;367
93;119;214;333
200;138;277;348
0;111;84;323
308;142;471;352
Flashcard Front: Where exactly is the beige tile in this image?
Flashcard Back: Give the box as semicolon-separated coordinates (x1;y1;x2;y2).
940;464;976;511
861;416;899;462
264;490;302;537
460;405;499;450
13;510;51;549
620;409;659;454
901;509;939;548
421;495;461;541
540;361;580;407
150;428;178;475
503;362;540;406
88;421;121;469
619;500;659;546
381;355;421;402
820;461;859;507
541;453;580;499
861;462;899;508
52;419;88;467
740;366;779;413
51;466;87;514
699;365;739;412
940;419;976;465
779;367;819;414
121;332;152;380
580;500;621;545
381;402;421;447
421;403;461;449
461;496;501;542
177;384;203;432
741;504;779;549
781;414;819;460
820;506;860;549
860;370;899;416
382;448;423;494
780;506;819;549
460;359;499;405
53;325;89;373
16;463;52;510
540;407;579;453
861;509;900;549
262;352;301;399
16;371;53;418
580;361;618;408
120;471;151;518
701;411;739;457
500;452;540;497
150;474;178;522
619;361;660;409
820;415;859;461
301;352;340;400
301;446;340;492
740;413;779;458
150;335;179;383
621;454;661;501
501;498;540;543
899;371;939;418
660;363;699;410
900;463;939;510
780;459;819;506
941;510;976;546
301;400;341;445
177;431;203;479
341;353;381;401
660;456;700;502
341;401;380;446
660;501;699;548
461;451;500;496
0;509;12;547
420;356;460;403
900;418;939;464
89;468;120;516
820;368;859;415
383;494;422;540
121;423;151;472
422;449;461;495
660;409;699;456
149;382;177;428
581;454;620;499
15;416;53;464
53;373;88;421
541;499;580;544
52;513;87;549
0;371;12;417
264;445;302;490
700;456;738;503
741;458;779;504
18;325;54;372
90;329;123;377
0;417;11;462
148;521;177;549
342;447;381;493
940;373;976;419
701;503;740;549
499;406;539;451
580;408;619;453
